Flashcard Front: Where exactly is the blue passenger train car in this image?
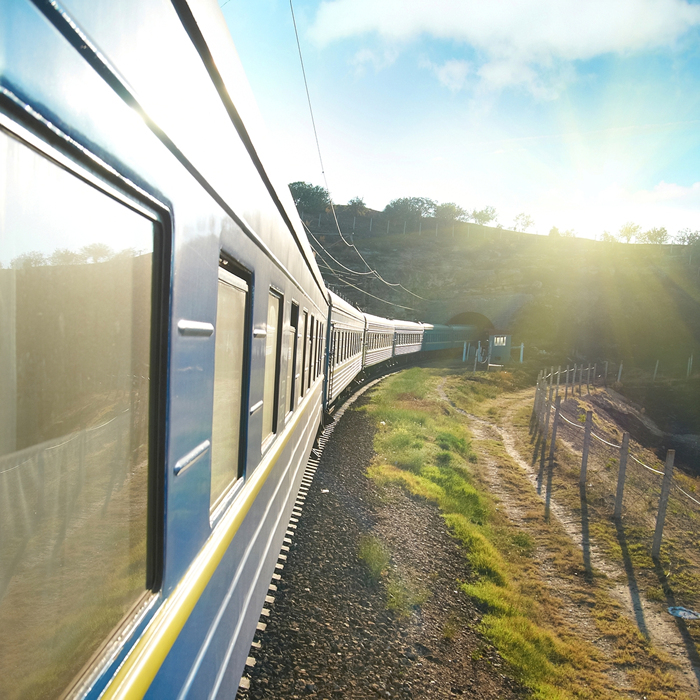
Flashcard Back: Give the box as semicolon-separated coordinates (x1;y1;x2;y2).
1;1;328;698
0;2;482;699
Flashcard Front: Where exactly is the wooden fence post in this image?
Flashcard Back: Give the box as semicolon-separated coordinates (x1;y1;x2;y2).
652;450;675;559
617;362;623;383
653;359;659;382
533;373;542;424
580;411;593;486
549;396;561;466
565;364;570;400
556;365;561;399
614;432;630;519
592;363;597;389
579;364;583;395
543;385;553;445
586;363;591;394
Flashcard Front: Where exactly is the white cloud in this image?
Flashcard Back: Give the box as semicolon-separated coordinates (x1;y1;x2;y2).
436;59;472;92
420;58;472;92
351;46;399;73
634;180;700;204
309;0;700;92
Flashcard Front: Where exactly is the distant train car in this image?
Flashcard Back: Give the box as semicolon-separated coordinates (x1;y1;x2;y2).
422;323;454;352
363;313;396;367
423;324;478;353
393;319;424;356
326;291;365;405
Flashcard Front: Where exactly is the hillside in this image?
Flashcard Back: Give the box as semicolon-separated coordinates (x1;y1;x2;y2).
308;222;700;386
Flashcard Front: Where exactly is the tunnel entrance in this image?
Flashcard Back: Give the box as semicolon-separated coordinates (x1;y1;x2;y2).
446;311;495;333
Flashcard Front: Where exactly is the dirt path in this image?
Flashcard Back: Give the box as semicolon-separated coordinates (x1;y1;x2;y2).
438;379;700;698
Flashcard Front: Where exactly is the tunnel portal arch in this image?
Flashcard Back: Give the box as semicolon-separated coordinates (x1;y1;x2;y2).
447;311;495;332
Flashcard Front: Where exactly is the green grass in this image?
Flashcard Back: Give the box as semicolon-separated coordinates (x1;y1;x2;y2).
363;367;691;700
358;535;390;584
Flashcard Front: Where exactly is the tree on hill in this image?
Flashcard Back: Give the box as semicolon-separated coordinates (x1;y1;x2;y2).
637;227;668;244
383;197;436;222
288;181;331;214
618;221;641;244
549;226;560;237
512;213;535;232
601;231;616;242
347;196;367;216
435;202;468;222
471;206;497;226
675;228;700;246
11;251;46;268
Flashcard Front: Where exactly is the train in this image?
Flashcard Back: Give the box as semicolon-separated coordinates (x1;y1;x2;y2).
0;1;477;699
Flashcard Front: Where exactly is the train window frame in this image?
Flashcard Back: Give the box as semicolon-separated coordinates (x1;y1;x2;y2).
210;257;251;515
307;315;315;387
300;310;308;399
261;289;283;447
0;110;171;699
287;302;299;417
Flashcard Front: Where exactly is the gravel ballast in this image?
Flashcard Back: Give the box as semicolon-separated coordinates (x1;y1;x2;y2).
237;387;525;699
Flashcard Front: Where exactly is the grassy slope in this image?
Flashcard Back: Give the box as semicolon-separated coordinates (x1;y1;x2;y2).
363;367;695;700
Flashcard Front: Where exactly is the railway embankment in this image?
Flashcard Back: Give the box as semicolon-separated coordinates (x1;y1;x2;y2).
239;366;700;700
237;377;524;700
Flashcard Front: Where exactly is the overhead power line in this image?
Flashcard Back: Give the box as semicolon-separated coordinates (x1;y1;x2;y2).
314;249;417;312
288;0;432;304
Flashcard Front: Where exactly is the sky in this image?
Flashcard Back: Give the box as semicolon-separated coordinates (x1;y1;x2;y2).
219;0;700;239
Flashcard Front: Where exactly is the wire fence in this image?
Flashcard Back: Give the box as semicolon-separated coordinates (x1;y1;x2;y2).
531;367;700;566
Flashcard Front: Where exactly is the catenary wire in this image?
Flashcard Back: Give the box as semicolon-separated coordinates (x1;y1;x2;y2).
315;256;417;311
288;0;432;303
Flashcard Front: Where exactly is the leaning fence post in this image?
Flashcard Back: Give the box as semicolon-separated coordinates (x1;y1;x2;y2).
653;359;659;382
613;432;630;519
533;373;541;425
580;411;593;486
578;364;583;395
652;450;676;559
617;362;623;384
543;385;553;445
549;396;561;466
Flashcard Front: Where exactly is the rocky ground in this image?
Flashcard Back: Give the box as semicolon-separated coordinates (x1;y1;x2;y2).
237;389;526;700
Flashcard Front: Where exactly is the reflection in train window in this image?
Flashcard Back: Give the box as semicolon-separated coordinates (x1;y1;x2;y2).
307;315;314;387
0;130;155;700
287;303;299;414
262;291;282;441
211;265;248;510
300;310;308;398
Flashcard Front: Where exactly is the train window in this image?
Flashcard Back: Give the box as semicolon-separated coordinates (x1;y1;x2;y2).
0;131;157;699
307;315;314;388
210;265;248;510
262;291;282;441
319;323;325;374
300;311;308;397
288;303;299;414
